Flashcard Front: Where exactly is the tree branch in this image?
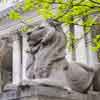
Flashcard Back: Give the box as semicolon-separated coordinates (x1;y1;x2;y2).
74;0;85;5
40;1;66;4
89;0;100;5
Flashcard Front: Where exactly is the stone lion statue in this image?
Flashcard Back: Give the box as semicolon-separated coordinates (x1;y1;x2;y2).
26;19;100;93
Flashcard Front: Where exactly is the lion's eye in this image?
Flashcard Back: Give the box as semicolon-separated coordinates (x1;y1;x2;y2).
38;26;45;30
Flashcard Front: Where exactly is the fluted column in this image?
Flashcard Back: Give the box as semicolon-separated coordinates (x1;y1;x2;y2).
12;34;22;84
22;35;29;80
86;33;98;65
75;24;88;64
62;25;72;62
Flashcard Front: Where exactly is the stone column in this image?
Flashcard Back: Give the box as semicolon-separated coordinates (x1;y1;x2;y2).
12;34;22;85
75;24;88;64
62;25;72;62
86;33;98;66
22;35;29;80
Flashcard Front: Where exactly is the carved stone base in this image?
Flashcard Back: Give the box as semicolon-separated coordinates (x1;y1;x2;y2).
0;82;100;100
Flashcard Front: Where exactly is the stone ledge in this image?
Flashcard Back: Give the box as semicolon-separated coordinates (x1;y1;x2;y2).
0;84;100;100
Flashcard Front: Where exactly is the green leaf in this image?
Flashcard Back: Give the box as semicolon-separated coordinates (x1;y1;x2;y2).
9;9;22;20
23;0;34;12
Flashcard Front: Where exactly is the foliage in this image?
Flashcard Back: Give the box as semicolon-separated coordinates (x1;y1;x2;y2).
8;0;100;52
9;9;22;20
22;0;34;12
92;35;100;52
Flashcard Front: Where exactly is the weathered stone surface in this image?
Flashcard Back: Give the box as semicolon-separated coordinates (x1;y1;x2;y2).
0;38;12;90
93;63;100;91
0;84;100;100
65;62;95;93
25;19;98;93
26;20;68;79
